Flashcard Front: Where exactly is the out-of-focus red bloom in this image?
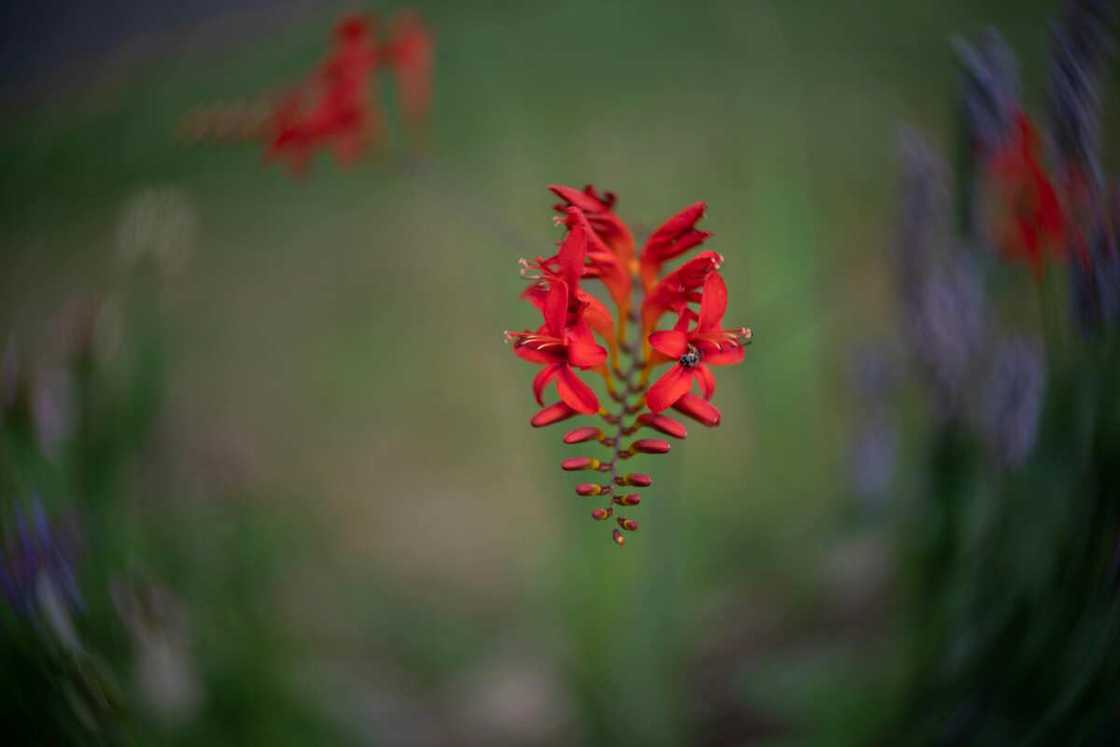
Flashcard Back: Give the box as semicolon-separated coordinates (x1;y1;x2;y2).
385;10;434;143
507;281;607;414
987;111;1068;274
646;273;750;413
267;14;379;174
640;250;724;337
638;202;711;291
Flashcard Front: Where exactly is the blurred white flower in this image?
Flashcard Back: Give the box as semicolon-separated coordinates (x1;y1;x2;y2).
116;187;197;277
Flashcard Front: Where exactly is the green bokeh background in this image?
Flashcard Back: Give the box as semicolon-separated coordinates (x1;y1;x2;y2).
0;1;1110;743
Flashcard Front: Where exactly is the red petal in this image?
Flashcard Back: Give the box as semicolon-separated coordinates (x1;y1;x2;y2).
567;335;607;369
699;272;728;331
533;362;562;405
649;330;688;358
697;364;716;399
544;280;567;338
636;413;688;439
646;365;692;413
673;393;721;427
556;218;588;291
556;365;599;414
580;292;615;341
704;344;745;366
549;184;607;213
514;343;556;365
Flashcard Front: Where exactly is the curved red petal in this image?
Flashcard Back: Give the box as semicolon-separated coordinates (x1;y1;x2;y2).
532;362;562;405
699;272;728;331
704;344;745;366
645;365;692;413
697;364;716;399
649;330;688;358
567;335;607;368
672;393;721;427
556;218;588;291
544;280;568;338
514;343;555;365
556;365;600;414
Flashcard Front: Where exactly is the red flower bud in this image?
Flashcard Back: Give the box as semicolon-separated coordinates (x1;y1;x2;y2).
672;394;721;427
563;426;602;444
617;517;639;532
615;472;652;487
531;402;577;427
612;493;641;506
562;456;600;471
591;507;614;521
632;439;671;454
636;413;688;439
612;529;625;546
576;483;605;496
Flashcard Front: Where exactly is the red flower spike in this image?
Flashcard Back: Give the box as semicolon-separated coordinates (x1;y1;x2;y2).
531;401;576;428
673;393;721;427
986;111;1068;275
508;186;752;546
592;507;614;521
562;456;601;471
564;426;602;444
639;202;711;291
632;439;671;454
636;413;688;439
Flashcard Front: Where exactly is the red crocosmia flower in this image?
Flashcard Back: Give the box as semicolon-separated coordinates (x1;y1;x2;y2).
987;111;1067;275
646;273;750;413
505;186;753;546
565;208;633;321
638;202;711;292
550;185;637;269
640;250;724;337
508;280;607;414
522;214;615;345
385;10;434;143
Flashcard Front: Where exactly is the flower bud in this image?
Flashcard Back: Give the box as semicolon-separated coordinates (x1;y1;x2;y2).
563;426;601;444
632;439;671;454
576;483;605;496
562;456;600;471
617;517;639;532
591;507;614;521
531;402;577;427
612;529;625;546
672;394;721;427
615;473;652;487
636;413;687;439
612;493;641;506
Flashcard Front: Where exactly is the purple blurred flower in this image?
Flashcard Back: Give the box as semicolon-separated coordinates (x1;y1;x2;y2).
1047;0;1117;190
0;498;83;622
981;337;1047;469
954;29;1021;158
848;347;900;509
1070;189;1120;334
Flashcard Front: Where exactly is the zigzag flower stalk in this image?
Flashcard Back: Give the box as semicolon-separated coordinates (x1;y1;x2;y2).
506;186;752;546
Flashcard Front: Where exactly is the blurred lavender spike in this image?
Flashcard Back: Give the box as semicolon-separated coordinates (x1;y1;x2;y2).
1071;186;1120;334
953;29;1021;158
894;128;951;290
848;346;900;509
1047;0;1118;191
1;497;83;623
894;129;987;415
980;337;1047;469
